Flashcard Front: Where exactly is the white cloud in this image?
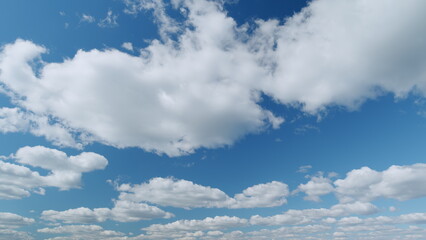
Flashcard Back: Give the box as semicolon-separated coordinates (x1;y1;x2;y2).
0;212;34;229
0;107;79;148
117;177;289;209
0;146;107;199
1;0;425;156
250;202;378;226
41;200;174;224
121;42;134;52
143;216;248;234
297;165;312;173
0;229;33;240
296;174;334;202
80;14;95;23
335;163;426;202
98;10;118;28
38;225;126;240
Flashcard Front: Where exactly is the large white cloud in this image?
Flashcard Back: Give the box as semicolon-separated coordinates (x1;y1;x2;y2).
335;163;426;202
0;146;107;199
117;177;289;209
6;0;426;155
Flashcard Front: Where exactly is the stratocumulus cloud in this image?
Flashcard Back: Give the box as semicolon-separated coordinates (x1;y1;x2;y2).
1;0;425;155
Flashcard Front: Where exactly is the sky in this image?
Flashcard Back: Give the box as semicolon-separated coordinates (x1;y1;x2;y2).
1;0;426;239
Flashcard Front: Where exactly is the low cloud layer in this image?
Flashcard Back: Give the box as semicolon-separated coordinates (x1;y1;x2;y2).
1;0;425;155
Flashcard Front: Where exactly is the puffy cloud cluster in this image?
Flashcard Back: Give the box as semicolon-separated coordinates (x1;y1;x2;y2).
335;163;426;203
41;200;174;223
0;212;34;229
38;225;126;240
0;212;34;240
2;0;424;155
0;107;80;148
117;177;289;209
0;146;107;199
296;163;426;203
41;178;288;224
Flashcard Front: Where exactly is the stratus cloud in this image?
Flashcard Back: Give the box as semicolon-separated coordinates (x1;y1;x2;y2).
1;0;425;156
116;177;289;209
41;200;174;224
0;146;107;199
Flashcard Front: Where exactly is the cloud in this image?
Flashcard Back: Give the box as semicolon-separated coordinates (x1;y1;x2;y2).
296;165;312;173
121;42;134;52
41;200;174;224
0;107;80;148
98;10;118;28
80;14;96;23
1;0;425;156
250;202;378;226
0;146;107;199
37;225;126;240
117;177;289;209
0;212;34;229
334;163;426;202
296;174;334;202
142;216;248;234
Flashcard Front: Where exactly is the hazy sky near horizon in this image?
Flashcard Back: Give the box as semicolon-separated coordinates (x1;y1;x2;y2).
1;0;426;239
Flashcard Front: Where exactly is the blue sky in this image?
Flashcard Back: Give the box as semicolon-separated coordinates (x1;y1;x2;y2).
1;0;426;239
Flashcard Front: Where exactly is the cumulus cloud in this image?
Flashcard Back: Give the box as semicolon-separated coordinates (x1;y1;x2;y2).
38;225;126;240
334;163;426;202
117;177;289;209
0;212;34;240
296;174;334;202
0;0;425;157
41;200;174;224
0;146;107;199
0;107;80;148
0;212;34;229
121;42;134;52
250;202;378;226
142;216;248;234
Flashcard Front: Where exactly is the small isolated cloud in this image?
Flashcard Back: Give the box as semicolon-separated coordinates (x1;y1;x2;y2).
0;146;107;199
121;42;134;52
80;14;96;23
117;177;289;209
98;10;118;28
297;165;312;173
296;174;334;202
